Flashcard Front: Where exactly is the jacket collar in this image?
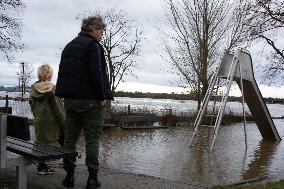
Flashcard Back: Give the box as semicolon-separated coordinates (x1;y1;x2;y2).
78;31;95;39
78;31;101;43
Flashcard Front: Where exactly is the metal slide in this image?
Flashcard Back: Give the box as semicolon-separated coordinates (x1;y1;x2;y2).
190;50;281;151
233;51;281;141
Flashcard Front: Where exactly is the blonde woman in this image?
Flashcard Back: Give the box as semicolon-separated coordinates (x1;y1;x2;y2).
29;64;65;175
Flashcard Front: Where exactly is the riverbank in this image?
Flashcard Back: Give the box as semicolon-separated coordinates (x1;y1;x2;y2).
213;178;284;189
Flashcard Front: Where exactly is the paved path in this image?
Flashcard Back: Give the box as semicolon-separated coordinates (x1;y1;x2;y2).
0;163;208;189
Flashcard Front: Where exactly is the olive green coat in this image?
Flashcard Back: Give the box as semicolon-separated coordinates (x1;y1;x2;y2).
29;81;65;148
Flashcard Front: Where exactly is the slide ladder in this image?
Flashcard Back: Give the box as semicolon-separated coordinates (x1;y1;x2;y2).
190;51;240;150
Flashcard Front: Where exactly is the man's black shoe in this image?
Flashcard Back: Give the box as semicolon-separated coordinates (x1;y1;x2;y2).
62;173;74;188
86;176;101;189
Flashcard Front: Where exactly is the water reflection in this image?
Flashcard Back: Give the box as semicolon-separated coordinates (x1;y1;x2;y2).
242;139;279;180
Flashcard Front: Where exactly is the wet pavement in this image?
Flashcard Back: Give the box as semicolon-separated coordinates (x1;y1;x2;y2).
0;164;205;189
1;119;284;188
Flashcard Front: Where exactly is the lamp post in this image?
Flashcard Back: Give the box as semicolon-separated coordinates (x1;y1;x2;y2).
20;62;25;97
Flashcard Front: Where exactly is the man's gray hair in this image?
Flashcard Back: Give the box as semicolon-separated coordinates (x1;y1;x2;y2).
81;15;106;32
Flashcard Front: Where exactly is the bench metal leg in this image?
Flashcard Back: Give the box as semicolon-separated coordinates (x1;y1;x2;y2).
16;164;27;189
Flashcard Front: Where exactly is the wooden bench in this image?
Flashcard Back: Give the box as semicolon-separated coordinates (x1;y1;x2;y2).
1;114;27;189
0;114;73;189
118;115;166;129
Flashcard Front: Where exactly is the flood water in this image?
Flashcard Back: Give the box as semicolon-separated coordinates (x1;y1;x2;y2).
75;120;284;188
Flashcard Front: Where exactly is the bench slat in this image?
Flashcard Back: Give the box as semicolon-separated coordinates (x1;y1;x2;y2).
7;137;63;153
7;140;63;156
7;143;59;160
7;137;65;161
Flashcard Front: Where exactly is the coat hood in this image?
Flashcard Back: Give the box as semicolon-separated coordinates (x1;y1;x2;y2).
30;81;55;99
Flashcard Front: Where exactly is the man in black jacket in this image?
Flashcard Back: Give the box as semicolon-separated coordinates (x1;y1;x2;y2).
56;15;113;189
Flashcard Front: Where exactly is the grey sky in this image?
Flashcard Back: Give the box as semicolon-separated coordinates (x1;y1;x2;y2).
1;0;284;96
1;0;182;92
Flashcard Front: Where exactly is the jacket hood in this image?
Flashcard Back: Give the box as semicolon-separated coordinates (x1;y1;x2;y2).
30;81;55;98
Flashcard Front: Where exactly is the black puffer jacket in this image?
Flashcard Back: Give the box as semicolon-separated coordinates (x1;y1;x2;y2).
55;32;113;100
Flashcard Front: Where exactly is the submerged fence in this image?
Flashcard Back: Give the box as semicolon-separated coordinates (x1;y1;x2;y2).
0;95;181;119
0;93;264;119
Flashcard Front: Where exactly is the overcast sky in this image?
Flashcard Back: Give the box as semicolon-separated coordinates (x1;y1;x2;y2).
1;0;188;93
1;0;284;97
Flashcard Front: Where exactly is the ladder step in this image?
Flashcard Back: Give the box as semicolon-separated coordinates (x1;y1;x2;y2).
204;114;217;117
190;145;210;150
213;85;224;88
200;124;215;128
207;104;223;107
218;75;231;79
195;134;209;138
213;85;224;89
210;96;222;100
211;94;222;97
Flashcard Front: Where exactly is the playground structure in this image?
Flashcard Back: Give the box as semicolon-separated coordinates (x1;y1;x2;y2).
191;50;281;151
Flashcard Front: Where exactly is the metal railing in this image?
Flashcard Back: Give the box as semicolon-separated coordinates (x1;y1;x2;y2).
0;95;33;119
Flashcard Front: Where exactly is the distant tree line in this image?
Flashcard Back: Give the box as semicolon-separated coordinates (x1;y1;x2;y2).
114;91;194;100
0;85;284;104
0;85;30;92
113;90;284;104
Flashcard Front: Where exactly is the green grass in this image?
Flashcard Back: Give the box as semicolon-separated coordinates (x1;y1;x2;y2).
213;180;284;189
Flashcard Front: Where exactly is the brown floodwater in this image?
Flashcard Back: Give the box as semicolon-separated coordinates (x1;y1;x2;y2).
76;119;284;188
1;120;283;188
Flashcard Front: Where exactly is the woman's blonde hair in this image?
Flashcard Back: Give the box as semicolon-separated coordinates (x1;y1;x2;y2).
37;64;53;82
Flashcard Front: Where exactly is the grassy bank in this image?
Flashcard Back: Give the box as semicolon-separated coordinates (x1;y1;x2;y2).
213;179;284;189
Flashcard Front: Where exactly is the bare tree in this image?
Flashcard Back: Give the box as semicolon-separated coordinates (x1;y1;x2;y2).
17;62;34;97
101;8;143;92
160;0;236;108
226;1;253;50
242;0;284;83
79;8;143;92
0;0;24;62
